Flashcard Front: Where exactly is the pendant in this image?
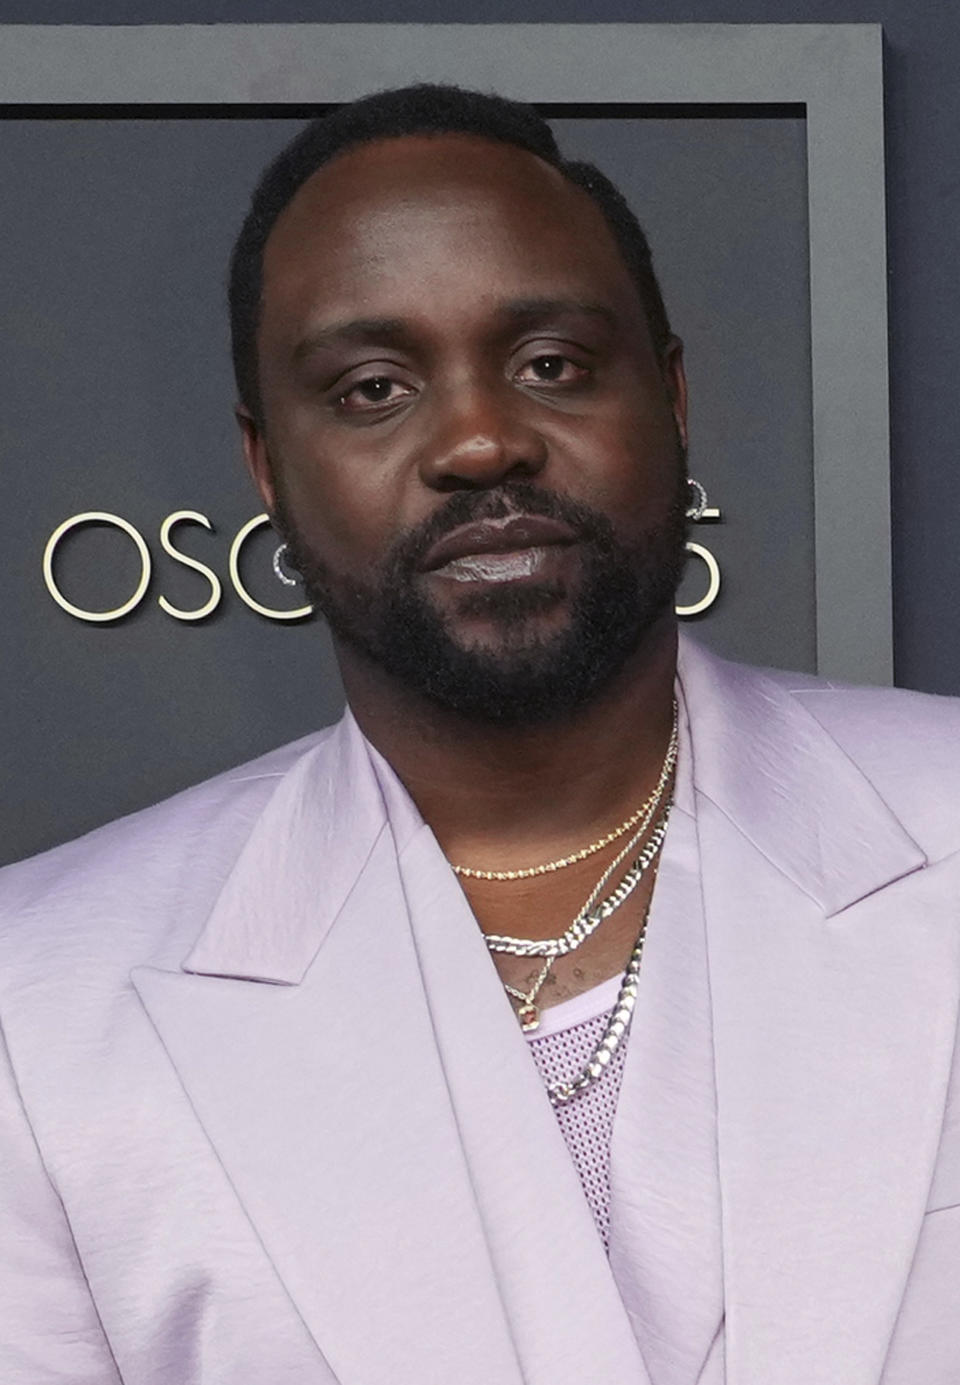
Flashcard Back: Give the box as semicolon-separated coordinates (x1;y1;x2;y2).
517;1003;540;1033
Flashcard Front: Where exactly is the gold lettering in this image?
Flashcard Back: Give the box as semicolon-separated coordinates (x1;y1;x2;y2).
42;511;151;623
676;541;721;617
44;511;725;625
228;513;313;622
158;511;222;621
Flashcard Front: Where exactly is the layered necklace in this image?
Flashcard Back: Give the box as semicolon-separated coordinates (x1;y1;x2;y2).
451;706;678;1106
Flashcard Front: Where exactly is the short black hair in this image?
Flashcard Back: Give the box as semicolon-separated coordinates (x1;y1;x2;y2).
228;83;672;423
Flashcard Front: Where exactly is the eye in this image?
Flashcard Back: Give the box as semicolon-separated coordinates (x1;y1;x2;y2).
335;375;415;412
514;353;589;386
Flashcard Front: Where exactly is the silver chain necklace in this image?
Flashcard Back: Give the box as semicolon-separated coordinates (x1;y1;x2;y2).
499;800;671;1031
465;701;678;1065
486;811;669;959
545;886;655;1107
483;707;677;963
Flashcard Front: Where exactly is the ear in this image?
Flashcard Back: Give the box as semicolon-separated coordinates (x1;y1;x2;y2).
662;336;688;453
236;405;277;514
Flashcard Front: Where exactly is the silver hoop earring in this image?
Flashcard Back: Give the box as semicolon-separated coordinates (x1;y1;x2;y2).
272;543;300;587
685;478;708;522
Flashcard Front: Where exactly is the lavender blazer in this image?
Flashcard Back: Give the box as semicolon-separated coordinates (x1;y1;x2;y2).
2;636;960;1385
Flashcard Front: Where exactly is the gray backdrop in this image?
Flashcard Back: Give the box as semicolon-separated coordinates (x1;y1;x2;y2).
1;111;810;864
1;4;952;698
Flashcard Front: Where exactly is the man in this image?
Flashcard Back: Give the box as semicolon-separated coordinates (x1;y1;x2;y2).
2;84;959;1385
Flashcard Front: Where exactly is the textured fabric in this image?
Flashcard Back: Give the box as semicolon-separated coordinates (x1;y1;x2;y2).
606;764;725;1384
527;999;627;1247
3;637;960;1384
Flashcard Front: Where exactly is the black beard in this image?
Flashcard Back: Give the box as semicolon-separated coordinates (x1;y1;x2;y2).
275;476;688;728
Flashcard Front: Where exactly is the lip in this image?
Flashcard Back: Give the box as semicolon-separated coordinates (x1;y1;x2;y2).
419;514;578;573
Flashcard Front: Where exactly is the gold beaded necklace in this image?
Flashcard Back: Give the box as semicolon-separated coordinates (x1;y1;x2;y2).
450;703;678;882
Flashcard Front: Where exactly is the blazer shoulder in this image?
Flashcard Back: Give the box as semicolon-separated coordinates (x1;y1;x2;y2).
680;638;960;860
782;676;960;860
0;726;337;980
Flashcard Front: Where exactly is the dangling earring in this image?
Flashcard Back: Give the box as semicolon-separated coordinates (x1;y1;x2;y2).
685;478;708;522
272;543;301;587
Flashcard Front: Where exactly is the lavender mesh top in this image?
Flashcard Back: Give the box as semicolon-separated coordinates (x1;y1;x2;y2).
525;975;626;1248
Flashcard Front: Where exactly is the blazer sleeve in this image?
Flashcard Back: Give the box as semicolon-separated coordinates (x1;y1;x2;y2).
0;1024;123;1384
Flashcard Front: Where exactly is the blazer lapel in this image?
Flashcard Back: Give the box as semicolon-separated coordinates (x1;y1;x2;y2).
133;714;650;1385
606;730;724;1385
391;821;652;1384
678;639;960;1385
133;720;525;1385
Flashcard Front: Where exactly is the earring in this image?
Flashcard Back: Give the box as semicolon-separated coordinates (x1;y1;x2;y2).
685;478;708;522
272;543;300;587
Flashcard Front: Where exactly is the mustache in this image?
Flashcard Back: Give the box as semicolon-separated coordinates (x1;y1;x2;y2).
386;482;618;575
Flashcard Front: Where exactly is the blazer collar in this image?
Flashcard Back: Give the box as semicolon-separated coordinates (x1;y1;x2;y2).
676;634;926;915
181;711;397;984
182;638;926;985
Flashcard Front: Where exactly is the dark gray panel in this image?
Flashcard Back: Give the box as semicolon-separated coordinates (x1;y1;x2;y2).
1;119;342;867
2;112;808;865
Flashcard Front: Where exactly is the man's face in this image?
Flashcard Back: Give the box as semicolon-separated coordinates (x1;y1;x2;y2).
244;133;688;724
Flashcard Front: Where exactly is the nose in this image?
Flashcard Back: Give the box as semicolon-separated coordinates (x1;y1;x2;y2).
418;383;548;492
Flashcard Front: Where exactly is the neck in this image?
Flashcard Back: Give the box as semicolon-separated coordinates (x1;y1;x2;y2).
337;616;679;869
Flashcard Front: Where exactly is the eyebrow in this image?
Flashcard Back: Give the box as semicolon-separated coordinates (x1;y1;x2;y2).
498;297;620;331
292;298;619;362
293;318;417;362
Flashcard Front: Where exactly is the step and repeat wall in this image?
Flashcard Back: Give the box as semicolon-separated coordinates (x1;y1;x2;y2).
1;90;824;865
